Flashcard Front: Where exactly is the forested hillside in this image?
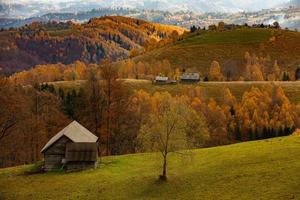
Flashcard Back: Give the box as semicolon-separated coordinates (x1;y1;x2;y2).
2;66;300;168
0;16;185;74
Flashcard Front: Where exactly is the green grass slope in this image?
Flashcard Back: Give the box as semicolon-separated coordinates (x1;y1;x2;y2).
0;136;299;200
134;29;300;73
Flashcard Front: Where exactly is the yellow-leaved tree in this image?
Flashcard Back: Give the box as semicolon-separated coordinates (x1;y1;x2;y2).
208;61;225;81
137;92;208;181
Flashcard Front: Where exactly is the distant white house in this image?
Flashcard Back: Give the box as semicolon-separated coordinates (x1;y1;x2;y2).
180;73;200;82
155;76;169;82
154;76;177;84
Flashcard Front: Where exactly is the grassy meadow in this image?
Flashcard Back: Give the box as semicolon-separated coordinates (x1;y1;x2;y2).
134;29;300;72
181;29;272;44
0;136;299;200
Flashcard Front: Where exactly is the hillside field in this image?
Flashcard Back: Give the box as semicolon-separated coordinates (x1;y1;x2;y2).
50;80;300;104
134;29;300;73
0;136;299;200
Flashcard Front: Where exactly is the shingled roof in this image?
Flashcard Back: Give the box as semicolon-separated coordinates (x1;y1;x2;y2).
41;121;98;153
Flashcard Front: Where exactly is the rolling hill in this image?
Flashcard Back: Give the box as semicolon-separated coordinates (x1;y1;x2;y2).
0;16;185;74
0;136;299;200
134;28;300;76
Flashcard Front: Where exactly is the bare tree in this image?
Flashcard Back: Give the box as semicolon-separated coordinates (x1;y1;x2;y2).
0;79;25;142
101;59;119;155
84;67;106;156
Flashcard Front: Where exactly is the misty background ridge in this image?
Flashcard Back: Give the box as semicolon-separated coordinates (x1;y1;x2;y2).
0;0;297;18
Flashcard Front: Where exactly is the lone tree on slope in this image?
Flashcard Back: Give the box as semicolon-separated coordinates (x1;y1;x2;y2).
138;92;207;181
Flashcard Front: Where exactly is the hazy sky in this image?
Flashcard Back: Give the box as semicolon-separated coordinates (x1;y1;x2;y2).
2;0;292;13
4;0;289;7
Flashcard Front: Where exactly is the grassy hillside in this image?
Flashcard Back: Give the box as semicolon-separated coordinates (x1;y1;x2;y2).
0;136;299;200
50;80;300;104
134;29;300;73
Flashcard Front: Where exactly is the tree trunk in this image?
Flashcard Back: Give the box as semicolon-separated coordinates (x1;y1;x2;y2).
160;155;167;181
106;107;110;156
106;79;111;156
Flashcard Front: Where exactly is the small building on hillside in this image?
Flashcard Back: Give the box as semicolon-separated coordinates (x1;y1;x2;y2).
224;24;236;30
155;76;169;83
180;73;200;83
154;76;177;84
41;121;98;172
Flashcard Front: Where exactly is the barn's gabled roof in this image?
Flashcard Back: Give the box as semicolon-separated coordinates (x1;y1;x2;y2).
41;121;98;153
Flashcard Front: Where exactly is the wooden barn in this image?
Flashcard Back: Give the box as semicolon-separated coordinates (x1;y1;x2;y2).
41;121;98;171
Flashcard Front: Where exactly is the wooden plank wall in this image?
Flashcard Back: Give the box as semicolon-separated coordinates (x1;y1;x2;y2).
44;136;71;171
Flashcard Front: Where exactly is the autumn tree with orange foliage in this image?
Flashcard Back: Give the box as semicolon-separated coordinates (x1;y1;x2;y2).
0;78;68;167
0;79;27;142
244;52;264;81
10;61;88;85
138;91;208;181
118;59;173;80
80;67;106;152
101;59;125;155
208;61;225;81
226;84;296;141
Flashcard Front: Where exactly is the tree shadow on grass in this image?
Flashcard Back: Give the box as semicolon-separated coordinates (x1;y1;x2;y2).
139;177;170;198
138;175;194;199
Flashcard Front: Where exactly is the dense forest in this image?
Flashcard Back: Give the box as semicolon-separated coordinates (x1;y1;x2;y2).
1;60;299;168
0;16;185;74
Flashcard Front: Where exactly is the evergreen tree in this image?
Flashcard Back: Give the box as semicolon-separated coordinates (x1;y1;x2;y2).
255;128;260;140
282;72;290;81
270;128;274;138
262;127;268;139
284;126;290;136
58;88;65;100
295;67;300;80
236;125;241;141
190;25;197;33
248;129;254;140
278;127;284;137
64;89;78;119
